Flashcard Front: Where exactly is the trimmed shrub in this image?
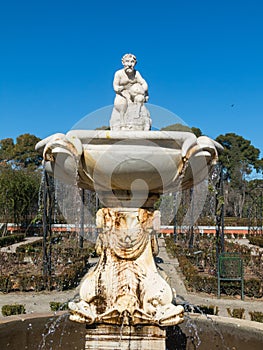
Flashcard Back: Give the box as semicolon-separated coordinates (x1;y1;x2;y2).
249;311;263;323
0;234;25;248
227;308;245;319
193;305;219;316
0;276;12;293
50;301;68;311
2;304;26;316
190;275;218;294
165;236;263;298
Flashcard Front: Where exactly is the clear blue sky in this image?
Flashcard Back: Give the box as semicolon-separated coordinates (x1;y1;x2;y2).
1;0;263;155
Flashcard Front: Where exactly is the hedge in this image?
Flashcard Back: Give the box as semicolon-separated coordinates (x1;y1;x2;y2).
0;234;25;248
249;311;263;323
0;260;89;293
247;235;263;248
165;237;263;298
50;301;68;311
2;304;26;316
227;308;245;319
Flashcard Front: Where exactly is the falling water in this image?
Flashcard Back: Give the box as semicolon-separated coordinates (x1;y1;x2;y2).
178;300;231;350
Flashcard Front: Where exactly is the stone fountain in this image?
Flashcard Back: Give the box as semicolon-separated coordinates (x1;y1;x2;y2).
36;53;223;349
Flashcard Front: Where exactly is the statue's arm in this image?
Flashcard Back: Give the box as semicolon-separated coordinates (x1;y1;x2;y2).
113;70;125;94
136;71;148;92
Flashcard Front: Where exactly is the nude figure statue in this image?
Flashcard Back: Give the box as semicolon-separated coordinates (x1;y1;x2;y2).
110;53;151;130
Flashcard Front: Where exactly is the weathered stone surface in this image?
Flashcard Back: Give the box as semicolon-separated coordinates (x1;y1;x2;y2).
35;54;223;342
85;324;166;350
69;208;184;327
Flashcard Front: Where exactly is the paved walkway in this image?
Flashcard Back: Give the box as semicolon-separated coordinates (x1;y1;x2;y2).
0;239;262;321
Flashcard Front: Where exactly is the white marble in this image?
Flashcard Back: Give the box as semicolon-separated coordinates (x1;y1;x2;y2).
110;53;151;130
36;130;222;207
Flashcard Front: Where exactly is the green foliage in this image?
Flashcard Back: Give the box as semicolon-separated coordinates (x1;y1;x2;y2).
216;133;263;182
0;275;12;292
189;274;218;294
50;301;68;311
0;134;42;168
215;133;263;218
249;311;263;323
161;123;202;137
0;262;89;292
0;167;41;224
0;138;14;162
190;127;202;137
0;234;25;248
15;239;42;253
2;304;26;316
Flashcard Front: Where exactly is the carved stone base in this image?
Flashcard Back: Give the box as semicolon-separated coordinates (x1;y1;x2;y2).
110;103;151;131
69;208;184;327
85;325;166;350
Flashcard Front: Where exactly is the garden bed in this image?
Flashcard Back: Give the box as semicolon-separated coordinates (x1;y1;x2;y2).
0;233;95;292
165;236;263;298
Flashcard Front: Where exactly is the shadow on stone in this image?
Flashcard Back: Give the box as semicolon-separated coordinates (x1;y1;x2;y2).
166;325;187;350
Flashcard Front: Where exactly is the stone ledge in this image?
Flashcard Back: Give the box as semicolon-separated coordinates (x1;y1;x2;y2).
85;324;166;350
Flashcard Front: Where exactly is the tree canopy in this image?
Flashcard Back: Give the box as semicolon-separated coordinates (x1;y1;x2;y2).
216;133;263;183
0;133;42;169
161;123;202;137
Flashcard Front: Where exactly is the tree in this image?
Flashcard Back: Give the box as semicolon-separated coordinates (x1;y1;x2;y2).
161;123;203;137
0;138;14;163
0;133;42;225
216;133;263;217
0;134;42;169
0;167;41;225
216;133;263;182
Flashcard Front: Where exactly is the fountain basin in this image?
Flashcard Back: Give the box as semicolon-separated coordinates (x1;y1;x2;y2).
1;313;262;350
36;130;222;207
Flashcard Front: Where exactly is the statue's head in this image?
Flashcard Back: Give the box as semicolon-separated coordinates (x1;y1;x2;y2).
122;53;137;73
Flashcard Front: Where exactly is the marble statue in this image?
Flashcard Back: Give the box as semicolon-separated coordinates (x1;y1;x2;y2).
36;53;223;348
110;53;152;131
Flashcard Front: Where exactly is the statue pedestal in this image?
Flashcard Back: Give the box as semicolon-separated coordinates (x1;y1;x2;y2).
85;325;166;350
69;208;184;326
